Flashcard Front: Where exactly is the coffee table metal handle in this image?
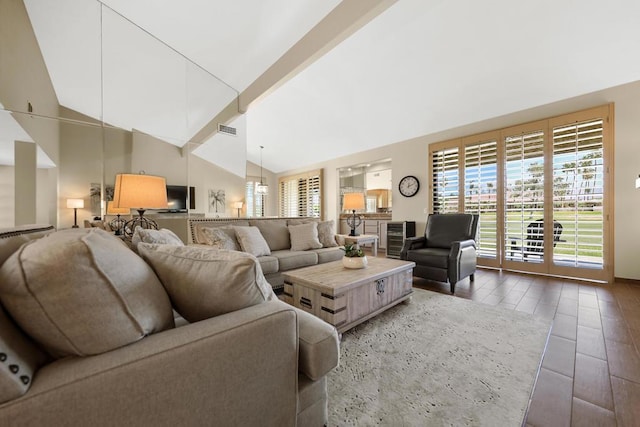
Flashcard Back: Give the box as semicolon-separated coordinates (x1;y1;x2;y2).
300;296;313;310
376;278;386;295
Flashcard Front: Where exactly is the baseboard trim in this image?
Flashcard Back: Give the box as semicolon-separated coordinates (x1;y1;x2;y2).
614;277;640;285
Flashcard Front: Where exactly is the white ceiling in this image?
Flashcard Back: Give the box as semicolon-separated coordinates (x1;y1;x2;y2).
20;0;640;174
248;0;640;172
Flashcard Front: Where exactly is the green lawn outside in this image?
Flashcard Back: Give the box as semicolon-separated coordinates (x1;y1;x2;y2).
474;210;603;259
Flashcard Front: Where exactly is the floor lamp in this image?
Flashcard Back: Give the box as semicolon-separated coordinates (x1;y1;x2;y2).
343;193;365;236
66;198;84;228
112;173;168;239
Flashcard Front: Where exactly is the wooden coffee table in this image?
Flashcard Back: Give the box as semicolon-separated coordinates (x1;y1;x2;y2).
282;257;415;333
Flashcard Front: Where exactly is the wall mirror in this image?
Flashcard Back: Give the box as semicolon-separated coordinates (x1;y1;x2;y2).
0;0;243;235
338;158;392;214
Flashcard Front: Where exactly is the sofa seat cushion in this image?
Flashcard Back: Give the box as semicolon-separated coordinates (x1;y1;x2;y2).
310;247;344;264
257;255;279;275
138;244;275;322
271;250;318;272
0;229;174;358
250;219;290;251
405;247;449;269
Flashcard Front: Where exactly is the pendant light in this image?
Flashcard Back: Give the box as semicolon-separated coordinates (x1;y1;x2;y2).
255;145;269;195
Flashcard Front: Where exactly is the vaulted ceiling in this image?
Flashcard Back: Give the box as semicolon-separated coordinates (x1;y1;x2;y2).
22;0;640;173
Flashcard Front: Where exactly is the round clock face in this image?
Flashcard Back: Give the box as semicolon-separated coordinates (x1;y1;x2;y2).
399;175;420;197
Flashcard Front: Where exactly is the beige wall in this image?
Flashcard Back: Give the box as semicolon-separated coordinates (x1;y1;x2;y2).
0;0;60;227
277;80;640;280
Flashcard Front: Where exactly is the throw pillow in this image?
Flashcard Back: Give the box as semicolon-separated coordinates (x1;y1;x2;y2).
0;228;174;358
317;220;338;247
288;222;323;251
137;244;275;322
249;220;290;251
132;226;184;249
234;226;271;257
202;226;239;251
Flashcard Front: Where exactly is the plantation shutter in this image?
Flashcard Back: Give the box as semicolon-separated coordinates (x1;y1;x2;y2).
503;129;545;262
464;140;498;259
552;119;604;268
431;147;459;213
245;178;264;217
279;169;323;218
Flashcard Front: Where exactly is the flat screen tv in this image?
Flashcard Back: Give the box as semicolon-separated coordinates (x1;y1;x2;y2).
163;185;195;213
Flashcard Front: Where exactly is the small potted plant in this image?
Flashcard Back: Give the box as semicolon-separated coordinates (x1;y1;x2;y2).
341;243;368;269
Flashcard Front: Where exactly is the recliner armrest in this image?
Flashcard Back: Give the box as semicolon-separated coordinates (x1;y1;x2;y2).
400;236;426;259
450;239;476;254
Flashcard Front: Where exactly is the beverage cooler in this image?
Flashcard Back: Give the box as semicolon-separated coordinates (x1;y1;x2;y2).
386;221;416;258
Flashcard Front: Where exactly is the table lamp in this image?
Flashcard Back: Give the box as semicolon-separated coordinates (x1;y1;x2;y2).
343;193;365;236
66;198;84;228
106;201;130;236
233;201;243;217
112;173;168;238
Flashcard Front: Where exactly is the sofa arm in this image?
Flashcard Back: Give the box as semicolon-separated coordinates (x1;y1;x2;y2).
400;236;426;259
275;300;339;380
0;301;299;427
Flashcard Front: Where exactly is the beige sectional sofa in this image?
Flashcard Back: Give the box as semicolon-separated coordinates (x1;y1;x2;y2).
189;217;344;292
0;224;339;426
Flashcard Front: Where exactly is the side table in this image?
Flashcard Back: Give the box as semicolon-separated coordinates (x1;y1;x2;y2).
336;233;379;256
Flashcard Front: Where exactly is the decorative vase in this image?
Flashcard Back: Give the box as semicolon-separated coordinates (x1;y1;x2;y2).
342;255;368;269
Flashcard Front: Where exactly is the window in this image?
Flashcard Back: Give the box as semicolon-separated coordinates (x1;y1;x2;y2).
245;177;265;217
429;105;613;283
278;169;323;218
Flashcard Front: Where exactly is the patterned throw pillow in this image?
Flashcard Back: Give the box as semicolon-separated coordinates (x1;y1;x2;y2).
317;220;338;247
202;227;239;251
288;222;323;251
234;226;271;257
132;226;184;250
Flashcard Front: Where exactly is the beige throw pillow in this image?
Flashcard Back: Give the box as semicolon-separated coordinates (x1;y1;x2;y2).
288;222;323;251
234;226;271;256
317;220;338;247
0;229;174;358
202;226;239;251
138;244;275;322
132;226;184;249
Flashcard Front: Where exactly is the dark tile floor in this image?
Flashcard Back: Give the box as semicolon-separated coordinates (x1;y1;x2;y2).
409;267;640;427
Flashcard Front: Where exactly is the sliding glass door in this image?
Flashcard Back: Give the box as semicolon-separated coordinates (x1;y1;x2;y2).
429;105;613;282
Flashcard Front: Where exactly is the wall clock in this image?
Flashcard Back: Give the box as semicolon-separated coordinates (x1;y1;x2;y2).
399;175;420;197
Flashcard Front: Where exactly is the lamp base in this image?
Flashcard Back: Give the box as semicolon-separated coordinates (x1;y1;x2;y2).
349;229;359;237
123;209;158;239
71;225;79;229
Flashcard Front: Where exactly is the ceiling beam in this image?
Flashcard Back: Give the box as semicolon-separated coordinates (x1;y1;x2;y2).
189;0;398;146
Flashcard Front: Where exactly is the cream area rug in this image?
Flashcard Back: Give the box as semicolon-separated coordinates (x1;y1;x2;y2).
327;288;551;426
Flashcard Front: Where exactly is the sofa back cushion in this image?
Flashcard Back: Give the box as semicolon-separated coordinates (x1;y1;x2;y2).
0;228;174;358
0;224;55;266
138;244;275;322
424;213;477;249
249;219;290;251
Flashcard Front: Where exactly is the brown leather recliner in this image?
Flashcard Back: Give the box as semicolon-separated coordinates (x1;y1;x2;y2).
400;213;479;293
